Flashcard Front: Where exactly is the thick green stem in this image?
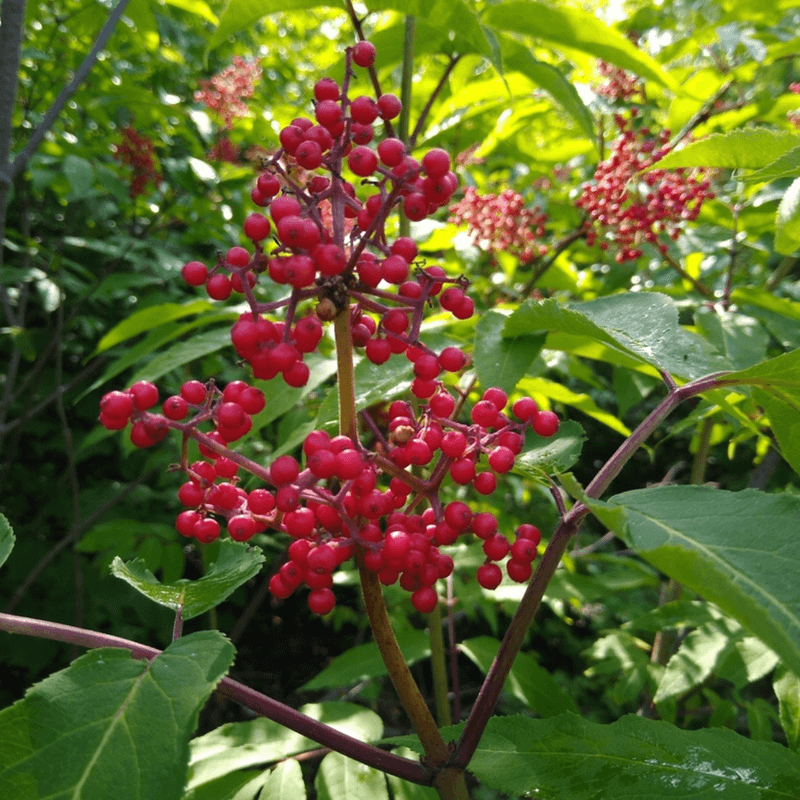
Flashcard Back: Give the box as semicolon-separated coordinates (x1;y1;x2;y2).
428;601;452;727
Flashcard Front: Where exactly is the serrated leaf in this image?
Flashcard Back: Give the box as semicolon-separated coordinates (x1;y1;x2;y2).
111;539;264;619
473;309;545;395
465;714;800;799
0;631;234;800
459;636;578;717
483;1;677;91
587;485;800;679
0;514;13;570
646;129;800;172
188;702;382;788
776;176;800;255
512;419;585;476
301;630;430;690
506;293;729;379
94;300;215;354
316;751;389;800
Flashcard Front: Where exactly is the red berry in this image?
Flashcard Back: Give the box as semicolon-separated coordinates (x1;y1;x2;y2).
476;562;502;590
181;380;206;405
348;145;378;177
228;515;257;542
422;148;451;179
100;390;133;419
488;446;515;474
471;400;498;428
411;586;438;613
129;381;159;411
270;454;299;485
162;395;188;420
513;397;538;421
483;533;510;561
516;524;542;546
378;138;406;167
350;95;379;125
181;260;208;286
473;471;497;495
308;587;336;615
206;274;232;300
377;93;402;120
507;559;532;583
532;410;560;437
352;40;377;68
256;173;280;196
438;347;467;372
243;213;271;241
314;77;340;102
227;246;250;267
176;510;201;537
194;517;220;544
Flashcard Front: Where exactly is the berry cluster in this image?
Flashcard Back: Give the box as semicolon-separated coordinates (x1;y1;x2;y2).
448;187;547;264
100;376;559;614
181;41;464;392
194;56;263;129
112;126;162;199
595;60;643;103
207;136;241;164
576;114;715;262
100;42;562;616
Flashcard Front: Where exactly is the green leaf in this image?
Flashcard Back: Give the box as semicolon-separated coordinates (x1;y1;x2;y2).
512;419;585;476
465;714;800;799
188;702;382;788
587;485;800;679
164;0;218;24
94;300;215;354
742;146;800;184
754;388;800;477
386;748;439;799
483;1;677;91
315;752;389;800
0;514;13;570
499;34;595;141
0;631;234;800
776;176;800;255
654;615;747;705
62;154;95;200
301;629;430;690
459;636;578;717
646;129;800;172
774;667;800;753
111;539;264;619
473;309;545;395
505;293;729;379
730;287;800;325
725;347;800;390
694;308;769;370
260;760;305;800
129;326;233;384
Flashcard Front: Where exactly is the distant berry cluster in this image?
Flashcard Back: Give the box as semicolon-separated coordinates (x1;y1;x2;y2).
576;114;715;262
112;125;162;198
595;60;643;102
194;56;263;128
448;187;548;264
100;42;561;616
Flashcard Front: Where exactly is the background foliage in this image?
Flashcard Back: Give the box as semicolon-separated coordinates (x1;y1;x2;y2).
1;0;800;797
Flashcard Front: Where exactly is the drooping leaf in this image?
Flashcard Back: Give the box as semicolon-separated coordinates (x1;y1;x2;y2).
94;300;215;354
129;326;234;384
459;636;578;717
473;309;545;395
111;539;264;619
301;629;430;690
742;145;800;184
498;34;595;141
587;485;800;679
188;702;383;788
0;631;234;800
0;514;13;570
483;1;677;91
753;388;800;476
315;751;389;800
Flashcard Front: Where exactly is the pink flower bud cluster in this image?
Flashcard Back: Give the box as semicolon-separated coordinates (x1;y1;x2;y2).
595;60;643;102
194;56;263;129
448;187;548;264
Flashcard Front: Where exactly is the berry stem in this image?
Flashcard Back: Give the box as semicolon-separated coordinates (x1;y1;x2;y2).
427;600;452;727
0;612;434;785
